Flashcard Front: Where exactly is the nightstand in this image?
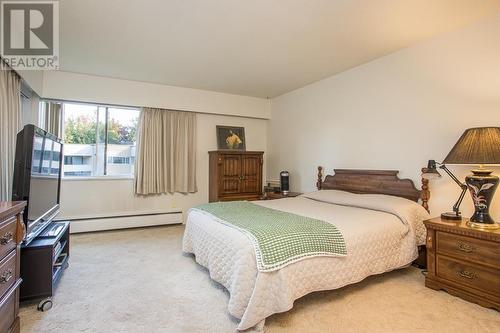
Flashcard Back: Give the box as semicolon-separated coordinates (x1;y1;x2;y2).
424;217;500;310
262;192;302;200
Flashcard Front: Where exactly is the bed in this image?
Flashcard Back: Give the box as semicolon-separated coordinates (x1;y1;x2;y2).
182;168;431;331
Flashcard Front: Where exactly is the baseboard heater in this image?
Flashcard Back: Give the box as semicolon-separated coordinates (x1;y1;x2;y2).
56;211;183;234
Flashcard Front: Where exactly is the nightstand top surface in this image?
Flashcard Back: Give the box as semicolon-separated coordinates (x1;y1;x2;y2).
264;192;302;199
424;217;500;241
0;201;26;222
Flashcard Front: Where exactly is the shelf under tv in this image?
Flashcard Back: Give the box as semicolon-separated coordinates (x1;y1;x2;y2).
52;240;67;264
20;221;70;311
52;252;69;288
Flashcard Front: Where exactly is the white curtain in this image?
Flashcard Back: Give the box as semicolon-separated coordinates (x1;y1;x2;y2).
40;101;62;138
0;62;21;201
135;107;197;195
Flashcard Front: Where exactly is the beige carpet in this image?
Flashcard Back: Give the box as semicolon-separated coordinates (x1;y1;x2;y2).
20;225;500;333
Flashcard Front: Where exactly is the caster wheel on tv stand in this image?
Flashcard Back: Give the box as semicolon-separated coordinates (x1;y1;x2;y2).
37;298;53;312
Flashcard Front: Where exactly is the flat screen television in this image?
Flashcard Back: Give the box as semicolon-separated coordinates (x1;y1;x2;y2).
12;124;63;245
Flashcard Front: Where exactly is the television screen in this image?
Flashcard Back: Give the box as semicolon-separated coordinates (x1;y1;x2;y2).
12;124;62;244
27;133;61;222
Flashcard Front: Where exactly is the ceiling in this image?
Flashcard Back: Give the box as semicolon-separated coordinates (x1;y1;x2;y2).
59;0;500;98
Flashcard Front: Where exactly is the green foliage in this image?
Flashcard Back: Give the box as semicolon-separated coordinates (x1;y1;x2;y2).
107;117;137;144
64;116;97;144
64;115;137;144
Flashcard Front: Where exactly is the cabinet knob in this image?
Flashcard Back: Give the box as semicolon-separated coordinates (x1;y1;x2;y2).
0;232;13;245
457;242;475;253
457;270;477;280
0;269;13;284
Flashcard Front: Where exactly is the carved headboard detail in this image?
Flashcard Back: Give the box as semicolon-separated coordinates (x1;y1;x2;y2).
316;167;429;211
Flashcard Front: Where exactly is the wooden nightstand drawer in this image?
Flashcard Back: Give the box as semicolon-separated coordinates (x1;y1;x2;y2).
437;231;500;269
437;255;500;295
0;251;17;300
0;217;17;260
0;280;21;333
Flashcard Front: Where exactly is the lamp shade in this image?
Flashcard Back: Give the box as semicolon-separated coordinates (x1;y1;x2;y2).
443;127;500;165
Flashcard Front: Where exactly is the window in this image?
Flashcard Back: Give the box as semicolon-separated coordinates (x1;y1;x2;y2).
107;156;130;164
64;171;92;177
65;156;84;165
31;135;43;173
61;102;139;177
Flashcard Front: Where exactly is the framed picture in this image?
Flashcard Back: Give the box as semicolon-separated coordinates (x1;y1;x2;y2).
216;126;246;150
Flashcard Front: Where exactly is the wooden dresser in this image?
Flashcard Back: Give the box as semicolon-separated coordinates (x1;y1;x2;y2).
0;201;26;333
209;151;263;202
424;217;500;310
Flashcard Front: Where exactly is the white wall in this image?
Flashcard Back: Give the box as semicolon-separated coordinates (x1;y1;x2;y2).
17;70;43;96
59;113;267;220
268;15;500;220
37;70;270;224
43;71;271;119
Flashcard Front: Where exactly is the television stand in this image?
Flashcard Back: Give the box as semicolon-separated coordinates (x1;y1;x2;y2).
20;221;70;311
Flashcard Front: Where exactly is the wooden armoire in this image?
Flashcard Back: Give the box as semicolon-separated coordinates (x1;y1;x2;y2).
209;151;264;202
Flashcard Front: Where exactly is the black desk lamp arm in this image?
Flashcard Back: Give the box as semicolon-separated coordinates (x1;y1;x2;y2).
438;163;468;215
438;164;465;188
452;186;468;215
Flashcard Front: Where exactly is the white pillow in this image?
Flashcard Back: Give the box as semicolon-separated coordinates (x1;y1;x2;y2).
301;189;430;242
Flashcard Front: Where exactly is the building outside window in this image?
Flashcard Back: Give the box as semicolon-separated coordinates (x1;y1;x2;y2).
61;102;139;177
107;156;131;164
65;156;84;165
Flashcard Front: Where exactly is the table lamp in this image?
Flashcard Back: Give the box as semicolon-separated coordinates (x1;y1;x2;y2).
422;127;500;229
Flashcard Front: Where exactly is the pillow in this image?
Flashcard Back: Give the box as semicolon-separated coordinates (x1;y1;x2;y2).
301;190;429;242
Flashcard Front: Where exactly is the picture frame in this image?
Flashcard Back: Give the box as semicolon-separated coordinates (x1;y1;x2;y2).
216;126;246;151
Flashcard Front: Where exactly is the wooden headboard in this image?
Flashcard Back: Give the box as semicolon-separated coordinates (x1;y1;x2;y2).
316;167;430;211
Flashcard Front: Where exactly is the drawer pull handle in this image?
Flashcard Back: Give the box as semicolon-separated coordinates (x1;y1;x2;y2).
0;269;13;284
0;232;13;245
457;270;477;280
457;242;475;253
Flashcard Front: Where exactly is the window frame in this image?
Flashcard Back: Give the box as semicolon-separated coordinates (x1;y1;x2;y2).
54;100;140;180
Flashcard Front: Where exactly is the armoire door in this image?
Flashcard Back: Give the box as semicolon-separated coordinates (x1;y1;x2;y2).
219;154;241;195
240;154;262;194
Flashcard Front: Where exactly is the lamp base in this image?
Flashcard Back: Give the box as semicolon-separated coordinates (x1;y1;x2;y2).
466;220;500;230
441;212;462;220
465;169;498;225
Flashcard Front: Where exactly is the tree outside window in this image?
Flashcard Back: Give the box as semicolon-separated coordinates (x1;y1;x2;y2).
61;103;139;177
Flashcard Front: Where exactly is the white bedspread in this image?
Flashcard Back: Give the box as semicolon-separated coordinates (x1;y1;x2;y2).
182;192;429;331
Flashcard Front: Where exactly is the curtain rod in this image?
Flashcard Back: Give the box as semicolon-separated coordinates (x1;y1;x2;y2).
42;97;269;120
43;98;139;111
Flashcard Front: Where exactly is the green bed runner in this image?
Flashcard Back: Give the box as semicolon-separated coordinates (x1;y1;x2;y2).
192;201;346;272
